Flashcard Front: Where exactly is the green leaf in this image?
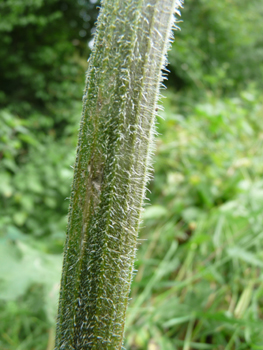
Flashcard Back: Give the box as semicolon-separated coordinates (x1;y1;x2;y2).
0;239;62;323
143;205;168;220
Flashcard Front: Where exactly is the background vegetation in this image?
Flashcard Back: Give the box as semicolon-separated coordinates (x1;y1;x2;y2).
1;0;263;349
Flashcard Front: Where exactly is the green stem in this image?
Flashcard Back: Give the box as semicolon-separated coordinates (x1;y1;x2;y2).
55;0;182;349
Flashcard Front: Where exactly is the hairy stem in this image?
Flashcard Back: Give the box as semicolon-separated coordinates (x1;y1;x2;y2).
55;0;182;349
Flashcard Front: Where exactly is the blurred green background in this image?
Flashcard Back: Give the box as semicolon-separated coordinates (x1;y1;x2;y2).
1;0;263;349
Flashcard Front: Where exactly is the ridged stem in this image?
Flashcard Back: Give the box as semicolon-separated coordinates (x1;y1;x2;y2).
55;0;182;349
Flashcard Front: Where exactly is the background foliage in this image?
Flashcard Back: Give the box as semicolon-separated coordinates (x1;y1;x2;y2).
0;0;263;349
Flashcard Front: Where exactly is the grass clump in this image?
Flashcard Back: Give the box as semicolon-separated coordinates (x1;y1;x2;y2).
124;89;263;349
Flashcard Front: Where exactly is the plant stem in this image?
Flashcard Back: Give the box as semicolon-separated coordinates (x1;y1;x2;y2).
55;0;182;349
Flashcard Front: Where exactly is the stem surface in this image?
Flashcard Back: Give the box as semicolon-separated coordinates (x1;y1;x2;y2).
55;0;182;349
